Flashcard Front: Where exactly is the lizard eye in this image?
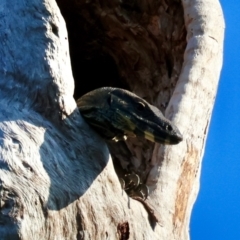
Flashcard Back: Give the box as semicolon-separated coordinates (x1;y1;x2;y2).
166;125;173;131
107;94;112;106
136;102;145;111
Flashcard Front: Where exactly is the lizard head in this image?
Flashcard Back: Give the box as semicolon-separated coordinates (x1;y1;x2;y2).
77;87;183;145
109;88;183;145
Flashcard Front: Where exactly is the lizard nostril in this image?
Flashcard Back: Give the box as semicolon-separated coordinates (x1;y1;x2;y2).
166;125;173;131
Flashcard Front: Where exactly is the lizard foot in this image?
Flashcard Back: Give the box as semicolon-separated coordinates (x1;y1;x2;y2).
119;173;149;200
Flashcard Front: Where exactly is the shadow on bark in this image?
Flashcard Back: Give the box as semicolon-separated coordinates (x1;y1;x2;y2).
0;99;109;239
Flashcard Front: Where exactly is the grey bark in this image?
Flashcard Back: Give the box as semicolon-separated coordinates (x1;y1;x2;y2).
0;0;224;239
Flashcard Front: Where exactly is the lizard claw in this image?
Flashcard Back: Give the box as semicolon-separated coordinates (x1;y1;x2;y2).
119;178;125;189
119;173;149;200
131;183;149;200
123;173;140;190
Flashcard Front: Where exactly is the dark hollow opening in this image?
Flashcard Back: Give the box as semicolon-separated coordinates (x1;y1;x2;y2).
55;0;129;99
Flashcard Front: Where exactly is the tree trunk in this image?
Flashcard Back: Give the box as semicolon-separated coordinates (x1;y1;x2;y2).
0;0;224;239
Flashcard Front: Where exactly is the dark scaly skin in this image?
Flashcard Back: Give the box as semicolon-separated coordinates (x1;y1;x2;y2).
77;87;183;144
77;87;183;222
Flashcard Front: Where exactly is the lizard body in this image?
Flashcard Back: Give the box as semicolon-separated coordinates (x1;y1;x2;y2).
77;87;183;220
77;87;183;145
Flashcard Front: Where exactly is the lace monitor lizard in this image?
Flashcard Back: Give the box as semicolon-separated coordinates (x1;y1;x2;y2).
77;87;182;194
77;87;182;145
77;87;183;223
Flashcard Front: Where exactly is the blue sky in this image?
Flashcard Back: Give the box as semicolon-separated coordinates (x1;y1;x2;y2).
190;0;240;239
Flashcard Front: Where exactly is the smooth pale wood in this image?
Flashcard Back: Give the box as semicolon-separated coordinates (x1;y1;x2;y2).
0;0;224;240
148;1;225;239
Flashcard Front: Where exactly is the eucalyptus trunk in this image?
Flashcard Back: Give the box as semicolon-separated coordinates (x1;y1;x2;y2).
0;0;224;239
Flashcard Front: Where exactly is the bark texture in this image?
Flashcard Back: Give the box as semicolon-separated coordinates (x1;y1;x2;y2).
0;0;224;239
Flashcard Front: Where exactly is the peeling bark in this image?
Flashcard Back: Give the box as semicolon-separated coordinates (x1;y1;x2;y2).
0;0;224;239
